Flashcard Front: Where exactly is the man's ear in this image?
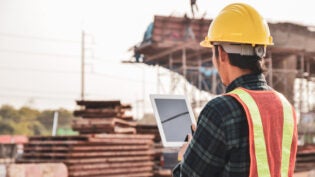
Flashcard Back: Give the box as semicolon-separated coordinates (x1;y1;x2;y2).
218;46;229;63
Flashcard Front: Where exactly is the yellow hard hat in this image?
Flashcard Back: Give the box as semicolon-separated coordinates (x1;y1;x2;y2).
200;3;273;48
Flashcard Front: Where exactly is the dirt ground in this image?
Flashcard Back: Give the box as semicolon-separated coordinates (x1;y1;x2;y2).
294;170;315;177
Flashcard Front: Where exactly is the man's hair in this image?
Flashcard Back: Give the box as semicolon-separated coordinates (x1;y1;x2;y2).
214;45;266;74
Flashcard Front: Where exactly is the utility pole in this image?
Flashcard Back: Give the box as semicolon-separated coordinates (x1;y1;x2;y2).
81;30;85;100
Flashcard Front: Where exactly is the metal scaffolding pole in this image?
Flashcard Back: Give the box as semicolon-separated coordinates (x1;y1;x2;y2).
81;30;85;101
306;59;311;111
169;54;174;94
157;65;160;94
182;47;187;94
299;54;305;114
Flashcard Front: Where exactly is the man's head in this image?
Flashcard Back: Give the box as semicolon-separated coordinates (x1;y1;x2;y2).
211;44;265;85
200;3;273;85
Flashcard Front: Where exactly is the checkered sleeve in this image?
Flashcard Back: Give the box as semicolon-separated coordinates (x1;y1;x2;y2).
172;98;227;177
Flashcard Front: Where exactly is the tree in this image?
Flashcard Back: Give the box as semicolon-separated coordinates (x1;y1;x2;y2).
0;116;14;134
0;105;75;136
37;108;74;135
0;105;20;122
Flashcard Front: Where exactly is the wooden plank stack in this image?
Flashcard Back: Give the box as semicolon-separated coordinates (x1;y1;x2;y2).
18;134;157;177
17;100;166;177
6;163;68;177
295;145;315;172
72;100;136;134
136;124;161;142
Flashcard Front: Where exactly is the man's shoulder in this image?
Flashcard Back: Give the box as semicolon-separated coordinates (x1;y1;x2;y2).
197;94;245;130
205;94;240;109
200;94;243;118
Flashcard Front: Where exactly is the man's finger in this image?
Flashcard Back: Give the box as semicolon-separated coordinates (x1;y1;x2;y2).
191;124;197;132
187;134;193;142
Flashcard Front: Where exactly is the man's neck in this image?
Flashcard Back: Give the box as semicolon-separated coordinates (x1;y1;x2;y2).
226;66;252;86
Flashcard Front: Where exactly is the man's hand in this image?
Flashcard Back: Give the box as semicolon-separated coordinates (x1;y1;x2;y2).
178;124;196;161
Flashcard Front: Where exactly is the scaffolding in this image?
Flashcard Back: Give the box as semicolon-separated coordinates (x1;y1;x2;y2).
133;15;315;116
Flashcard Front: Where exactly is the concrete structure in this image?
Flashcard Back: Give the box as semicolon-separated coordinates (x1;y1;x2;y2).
135;15;315;112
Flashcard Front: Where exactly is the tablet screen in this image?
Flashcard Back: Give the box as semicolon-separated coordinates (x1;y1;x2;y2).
150;95;196;147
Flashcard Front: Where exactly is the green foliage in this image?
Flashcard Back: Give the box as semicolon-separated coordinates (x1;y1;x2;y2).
57;128;78;136
0;116;14;134
0;105;20;122
0;105;75;136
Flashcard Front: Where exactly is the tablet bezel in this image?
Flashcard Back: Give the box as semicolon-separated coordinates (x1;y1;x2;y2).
150;94;196;147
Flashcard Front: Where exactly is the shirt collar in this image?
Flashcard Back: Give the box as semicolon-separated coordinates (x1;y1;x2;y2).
226;73;269;93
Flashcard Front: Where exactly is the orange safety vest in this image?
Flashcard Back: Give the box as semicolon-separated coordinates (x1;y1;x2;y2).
227;87;297;177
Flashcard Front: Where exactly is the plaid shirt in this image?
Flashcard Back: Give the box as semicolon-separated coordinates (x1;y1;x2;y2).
172;73;272;177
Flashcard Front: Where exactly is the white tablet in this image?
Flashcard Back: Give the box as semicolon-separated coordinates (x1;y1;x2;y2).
150;94;196;147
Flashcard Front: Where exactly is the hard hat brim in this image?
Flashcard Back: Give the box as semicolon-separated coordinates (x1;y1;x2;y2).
200;40;213;48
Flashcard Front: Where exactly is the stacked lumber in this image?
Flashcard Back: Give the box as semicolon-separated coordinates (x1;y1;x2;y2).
72;100;136;134
17;100;170;177
18;134;157;177
72;118;137;134
136;124;161;142
135;124;174;177
6;163;67;177
154;169;172;177
74;100;132;118
295;145;315;172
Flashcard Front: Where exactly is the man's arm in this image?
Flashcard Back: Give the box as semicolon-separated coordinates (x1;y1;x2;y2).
172;102;227;177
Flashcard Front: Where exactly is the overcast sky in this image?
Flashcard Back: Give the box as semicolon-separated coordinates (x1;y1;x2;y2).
0;0;314;116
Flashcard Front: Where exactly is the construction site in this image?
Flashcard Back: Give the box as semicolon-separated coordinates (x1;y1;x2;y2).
134;13;315;175
1;1;315;177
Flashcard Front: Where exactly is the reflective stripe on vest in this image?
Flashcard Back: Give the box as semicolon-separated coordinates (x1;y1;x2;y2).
229;88;295;177
276;92;295;177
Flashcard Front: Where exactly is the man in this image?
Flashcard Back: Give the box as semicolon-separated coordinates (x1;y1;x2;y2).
172;3;297;177
190;0;198;18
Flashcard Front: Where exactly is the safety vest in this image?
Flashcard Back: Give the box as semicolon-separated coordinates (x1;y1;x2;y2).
227;87;297;177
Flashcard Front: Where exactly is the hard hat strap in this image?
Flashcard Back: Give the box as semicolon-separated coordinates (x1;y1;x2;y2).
215;43;266;58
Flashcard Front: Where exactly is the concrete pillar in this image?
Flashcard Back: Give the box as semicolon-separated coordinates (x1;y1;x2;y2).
272;54;298;104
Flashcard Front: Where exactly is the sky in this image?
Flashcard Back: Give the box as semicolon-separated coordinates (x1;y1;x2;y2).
0;0;314;118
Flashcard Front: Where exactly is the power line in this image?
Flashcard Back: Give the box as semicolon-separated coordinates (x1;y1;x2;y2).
0;85;146;101
0;65;80;74
91;71;156;84
0;32;80;44
0;91;128;102
0;65;148;84
0;93;76;101
0;86;78;96
0;48;111;61
0;88;78;98
0;65;154;84
0;48;81;59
